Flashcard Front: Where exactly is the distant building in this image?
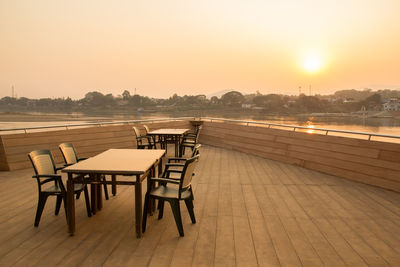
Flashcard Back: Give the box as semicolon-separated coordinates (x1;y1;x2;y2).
242;103;255;109
343;98;356;103
196;95;206;101
383;99;400;111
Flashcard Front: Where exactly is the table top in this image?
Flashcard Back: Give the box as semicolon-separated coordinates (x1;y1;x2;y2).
147;128;189;135
61;149;166;175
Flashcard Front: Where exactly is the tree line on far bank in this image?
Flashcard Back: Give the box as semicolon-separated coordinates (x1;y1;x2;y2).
0;88;399;115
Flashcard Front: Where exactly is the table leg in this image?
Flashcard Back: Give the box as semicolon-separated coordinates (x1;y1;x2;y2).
158;157;163;177
149;167;155;214
175;136;179;157
90;174;97;215
97;174;103;211
112;175;117;196
135;175;142;238
67;173;75;235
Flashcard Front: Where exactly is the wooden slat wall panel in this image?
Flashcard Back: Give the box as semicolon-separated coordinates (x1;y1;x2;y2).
199;121;400;192
0;120;191;171
0;138;8;171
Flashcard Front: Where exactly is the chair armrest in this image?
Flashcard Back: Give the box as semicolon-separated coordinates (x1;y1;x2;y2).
55;166;65;171
150;177;180;184
63;163;74;167
33;174;62;179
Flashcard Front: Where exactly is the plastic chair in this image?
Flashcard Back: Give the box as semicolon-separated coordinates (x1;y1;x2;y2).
133;126;154;149
28;149;91;227
180;126;202;156
143;125;158;148
142;155;199;236
59;143;109;200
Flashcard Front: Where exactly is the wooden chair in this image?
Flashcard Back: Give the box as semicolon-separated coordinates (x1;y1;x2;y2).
28;149;91;227
132;126;154;149
180;126;201;156
59;143;109;200
142;155;199;236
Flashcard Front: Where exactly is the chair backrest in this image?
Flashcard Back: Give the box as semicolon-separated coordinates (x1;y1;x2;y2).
28;150;57;176
143;125;150;135
59;143;79;165
132;126;142;138
196;125;202;135
194;126;202;143
191;144;201;157
179;155;199;193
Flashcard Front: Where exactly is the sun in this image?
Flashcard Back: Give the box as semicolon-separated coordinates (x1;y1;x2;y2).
302;53;324;73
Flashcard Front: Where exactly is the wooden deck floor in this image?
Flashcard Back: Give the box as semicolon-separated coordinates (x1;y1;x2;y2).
1;145;400;266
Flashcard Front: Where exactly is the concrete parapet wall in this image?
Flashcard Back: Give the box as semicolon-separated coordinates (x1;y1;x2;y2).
0;120;191;171
199;121;400;192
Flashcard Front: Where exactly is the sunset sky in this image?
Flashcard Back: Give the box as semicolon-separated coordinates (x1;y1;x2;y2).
1;0;400;99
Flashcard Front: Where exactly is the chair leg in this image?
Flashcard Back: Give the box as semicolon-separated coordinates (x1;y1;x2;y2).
55;195;63;215
63;194;68;223
83;186;91;217
189;186;195;201
142;193;149;233
184;199;196;224
158;200;165;220
34;194;48;227
102;176;109;200
169;200;184;236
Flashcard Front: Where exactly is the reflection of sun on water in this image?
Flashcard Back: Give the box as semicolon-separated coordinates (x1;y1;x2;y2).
306;124;315;134
306;120;315;133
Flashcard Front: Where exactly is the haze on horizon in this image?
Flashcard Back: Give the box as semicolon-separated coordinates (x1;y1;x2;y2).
1;0;400;100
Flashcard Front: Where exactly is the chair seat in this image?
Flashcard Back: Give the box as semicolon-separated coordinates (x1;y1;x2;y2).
42;183;86;194
149;185;191;200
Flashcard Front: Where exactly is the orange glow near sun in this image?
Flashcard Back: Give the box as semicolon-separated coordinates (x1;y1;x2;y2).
302;53;324;73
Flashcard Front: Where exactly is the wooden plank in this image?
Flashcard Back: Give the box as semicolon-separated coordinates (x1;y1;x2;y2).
277;136;379;158
289;144;400;171
303;161;400;192
5;137;136;162
2;145;400;266
203;121;400;152
289;150;399;182
380;150;400;163
242;184;280;266
0;137;9;171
